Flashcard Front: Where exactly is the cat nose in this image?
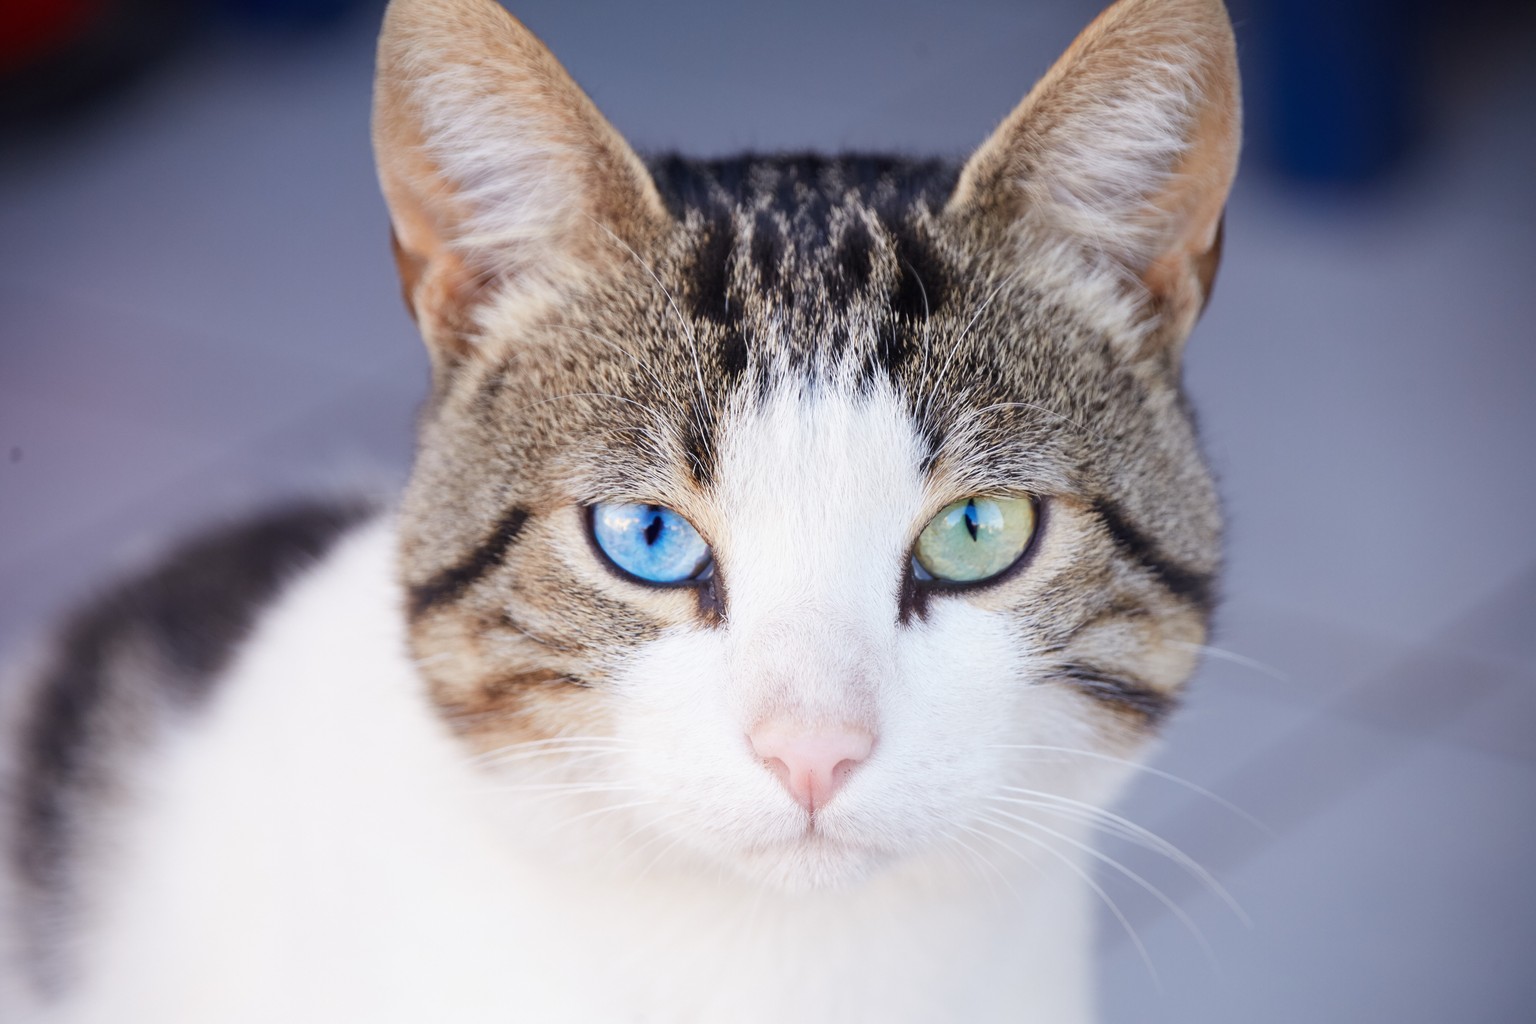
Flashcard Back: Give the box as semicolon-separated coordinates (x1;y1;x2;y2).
749;723;874;812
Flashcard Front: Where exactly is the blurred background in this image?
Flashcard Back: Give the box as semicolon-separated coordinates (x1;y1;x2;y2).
1;0;1533;1019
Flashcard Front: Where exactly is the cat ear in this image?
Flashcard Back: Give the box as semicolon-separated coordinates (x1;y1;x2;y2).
372;0;671;369
947;0;1240;356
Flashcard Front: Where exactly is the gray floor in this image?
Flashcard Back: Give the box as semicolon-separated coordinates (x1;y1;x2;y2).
3;1;1533;1020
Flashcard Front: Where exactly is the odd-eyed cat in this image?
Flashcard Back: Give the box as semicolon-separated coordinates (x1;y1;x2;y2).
0;0;1240;1019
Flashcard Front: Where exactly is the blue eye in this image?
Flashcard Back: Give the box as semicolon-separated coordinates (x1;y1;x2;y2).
590;503;712;584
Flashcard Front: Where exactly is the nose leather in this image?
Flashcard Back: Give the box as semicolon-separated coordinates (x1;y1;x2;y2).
750;724;874;812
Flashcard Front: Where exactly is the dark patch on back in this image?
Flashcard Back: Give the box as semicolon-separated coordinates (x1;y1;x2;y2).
408;505;530;618
10;499;371;992
1091;499;1216;613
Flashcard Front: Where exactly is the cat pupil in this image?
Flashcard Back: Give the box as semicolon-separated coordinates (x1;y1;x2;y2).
964;501;980;542
643;508;664;546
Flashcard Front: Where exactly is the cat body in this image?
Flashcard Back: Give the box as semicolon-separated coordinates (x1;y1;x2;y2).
0;0;1241;1020
26;520;1097;1024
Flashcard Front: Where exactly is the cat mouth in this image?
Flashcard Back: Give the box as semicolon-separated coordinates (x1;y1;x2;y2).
731;823;895;887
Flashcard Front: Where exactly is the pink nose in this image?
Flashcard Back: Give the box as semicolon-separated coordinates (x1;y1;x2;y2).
750;723;874;812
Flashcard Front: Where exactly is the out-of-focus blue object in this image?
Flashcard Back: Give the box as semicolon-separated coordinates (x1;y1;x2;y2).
1253;0;1422;185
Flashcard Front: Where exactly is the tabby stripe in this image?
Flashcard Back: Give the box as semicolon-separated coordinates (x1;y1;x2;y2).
681;397;717;488
1091;500;1216;612
1054;663;1179;728
407;507;529;617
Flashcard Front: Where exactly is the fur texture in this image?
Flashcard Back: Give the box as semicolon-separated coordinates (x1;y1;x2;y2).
0;0;1241;1019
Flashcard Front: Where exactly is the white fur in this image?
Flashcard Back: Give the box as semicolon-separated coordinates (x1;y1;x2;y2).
40;386;1141;1023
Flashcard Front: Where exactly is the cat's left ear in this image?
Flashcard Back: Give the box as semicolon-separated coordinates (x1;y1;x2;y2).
948;0;1240;357
372;0;672;372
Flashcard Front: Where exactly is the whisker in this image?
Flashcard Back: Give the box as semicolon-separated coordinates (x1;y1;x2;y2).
613;809;690;874
477;748;628;772
548;797;664;831
979;808;1217;970
1170;640;1290;683
990;788;1248;926
630;821;701;885
962;819;1159;986
939;828;1015;903
471;735;631;763
483;782;646;797
984;743;1268;832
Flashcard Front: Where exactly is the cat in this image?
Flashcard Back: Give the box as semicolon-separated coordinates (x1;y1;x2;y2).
0;0;1240;1019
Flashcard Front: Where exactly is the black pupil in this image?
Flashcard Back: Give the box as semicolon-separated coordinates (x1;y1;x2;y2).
963;500;979;541
643;507;665;546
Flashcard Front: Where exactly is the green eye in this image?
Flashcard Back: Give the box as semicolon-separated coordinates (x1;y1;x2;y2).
913;496;1037;584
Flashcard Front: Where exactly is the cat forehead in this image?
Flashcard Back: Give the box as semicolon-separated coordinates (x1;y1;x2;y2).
455;194;1111;507
652;154;965;365
703;385;930;612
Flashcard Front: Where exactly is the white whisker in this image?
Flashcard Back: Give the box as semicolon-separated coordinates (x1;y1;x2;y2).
979;807;1218;969
1171;640;1290;683
985;743;1267;831
548;797;664;831
990;788;1248;926
961;820;1159;986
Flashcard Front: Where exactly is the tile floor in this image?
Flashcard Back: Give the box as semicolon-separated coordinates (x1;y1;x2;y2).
2;2;1532;1019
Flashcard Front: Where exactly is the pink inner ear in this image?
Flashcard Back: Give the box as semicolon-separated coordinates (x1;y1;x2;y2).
945;0;1240;347
371;0;673;371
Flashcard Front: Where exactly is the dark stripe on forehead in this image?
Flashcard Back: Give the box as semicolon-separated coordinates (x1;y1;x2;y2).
1091;499;1216;613
888;220;948;323
831;216;874;303
749;209;784;290
868;219;950;383
686;217;749;394
407;506;530;618
686;216;737;327
1053;663;1179;729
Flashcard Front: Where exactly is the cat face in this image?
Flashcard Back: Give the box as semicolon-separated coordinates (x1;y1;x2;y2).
375;0;1238;890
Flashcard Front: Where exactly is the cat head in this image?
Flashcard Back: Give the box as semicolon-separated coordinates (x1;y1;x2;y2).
373;0;1239;890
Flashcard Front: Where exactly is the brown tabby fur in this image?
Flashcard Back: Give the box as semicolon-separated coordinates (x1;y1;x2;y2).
373;0;1238;755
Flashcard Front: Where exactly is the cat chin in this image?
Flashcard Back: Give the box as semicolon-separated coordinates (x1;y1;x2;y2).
724;836;896;893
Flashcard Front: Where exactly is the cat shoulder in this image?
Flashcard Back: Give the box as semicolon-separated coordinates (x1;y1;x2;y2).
0;500;381;1004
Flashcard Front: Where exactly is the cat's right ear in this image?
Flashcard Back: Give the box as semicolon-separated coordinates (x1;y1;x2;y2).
373;0;671;372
